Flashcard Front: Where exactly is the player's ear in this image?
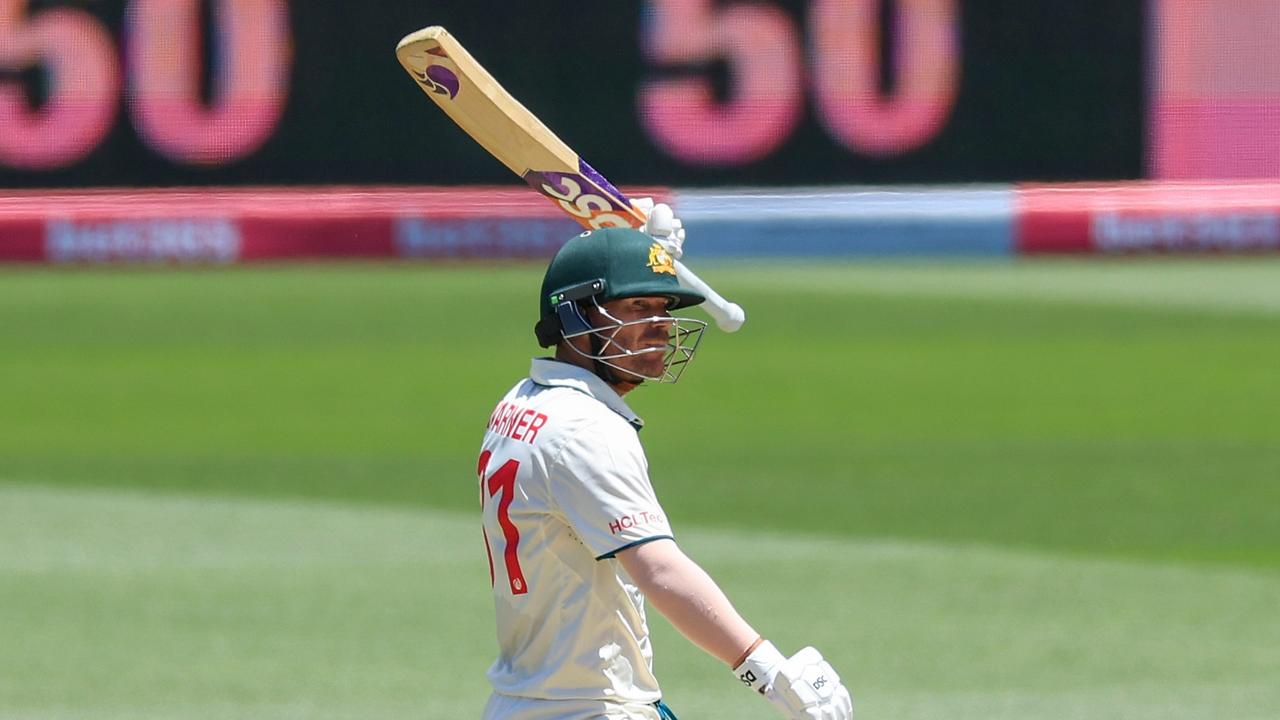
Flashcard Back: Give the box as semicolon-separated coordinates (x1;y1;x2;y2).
534;316;561;348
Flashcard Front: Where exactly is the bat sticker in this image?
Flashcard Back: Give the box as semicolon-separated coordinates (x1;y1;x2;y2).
412;65;460;98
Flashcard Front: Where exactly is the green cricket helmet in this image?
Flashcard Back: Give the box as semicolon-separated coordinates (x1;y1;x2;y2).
534;227;707;384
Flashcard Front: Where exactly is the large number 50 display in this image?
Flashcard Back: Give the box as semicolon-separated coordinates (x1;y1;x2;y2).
639;0;960;165
0;0;289;170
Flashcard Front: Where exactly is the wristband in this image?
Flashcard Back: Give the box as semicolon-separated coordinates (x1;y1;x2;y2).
732;639;785;693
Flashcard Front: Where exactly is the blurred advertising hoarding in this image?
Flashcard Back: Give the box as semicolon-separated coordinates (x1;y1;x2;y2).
0;1;1274;187
6;182;1280;263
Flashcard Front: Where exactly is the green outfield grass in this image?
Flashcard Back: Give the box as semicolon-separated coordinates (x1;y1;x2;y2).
2;259;1279;718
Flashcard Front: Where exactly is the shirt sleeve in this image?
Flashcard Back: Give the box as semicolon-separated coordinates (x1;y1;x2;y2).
549;418;673;559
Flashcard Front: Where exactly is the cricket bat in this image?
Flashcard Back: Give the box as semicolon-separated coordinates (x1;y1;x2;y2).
394;26;745;332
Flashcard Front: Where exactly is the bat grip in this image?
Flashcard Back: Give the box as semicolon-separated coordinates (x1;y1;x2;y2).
674;260;745;332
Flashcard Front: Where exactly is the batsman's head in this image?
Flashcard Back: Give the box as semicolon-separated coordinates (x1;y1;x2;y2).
535;227;707;386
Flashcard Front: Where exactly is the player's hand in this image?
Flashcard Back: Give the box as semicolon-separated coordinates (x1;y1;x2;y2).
765;647;853;720
632;196;685;260
734;641;853;720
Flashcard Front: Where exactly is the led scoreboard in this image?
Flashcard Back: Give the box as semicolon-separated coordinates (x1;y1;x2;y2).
0;1;1273;185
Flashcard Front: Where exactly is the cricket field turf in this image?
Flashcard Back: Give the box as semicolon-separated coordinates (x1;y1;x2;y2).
2;259;1278;719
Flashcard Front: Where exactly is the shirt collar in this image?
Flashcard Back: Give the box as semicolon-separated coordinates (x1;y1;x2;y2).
529;358;644;430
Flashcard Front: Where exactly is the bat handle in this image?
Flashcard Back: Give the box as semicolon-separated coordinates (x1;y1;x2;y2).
674;260;745;332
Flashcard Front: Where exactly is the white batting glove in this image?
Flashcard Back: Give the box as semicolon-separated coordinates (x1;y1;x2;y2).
734;641;854;720
632;196;685;260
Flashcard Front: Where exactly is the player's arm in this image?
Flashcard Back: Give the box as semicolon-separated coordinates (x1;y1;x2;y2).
616;537;758;664
618;538;855;720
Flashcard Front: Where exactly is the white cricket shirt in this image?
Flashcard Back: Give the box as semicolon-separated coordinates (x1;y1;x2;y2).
477;358;673;704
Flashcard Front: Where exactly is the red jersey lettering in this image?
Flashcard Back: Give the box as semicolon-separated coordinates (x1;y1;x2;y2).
607;511;666;535
486;401;549;446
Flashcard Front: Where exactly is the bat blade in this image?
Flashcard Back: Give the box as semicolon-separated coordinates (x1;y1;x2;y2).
395;26;642;231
